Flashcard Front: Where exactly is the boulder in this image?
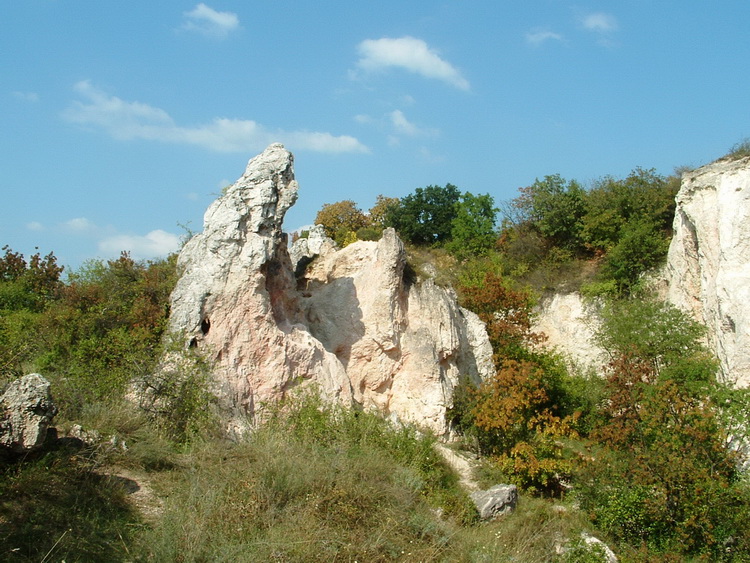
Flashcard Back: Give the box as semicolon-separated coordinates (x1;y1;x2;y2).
666;156;750;386
167;144;493;436
470;484;518;519
0;373;57;452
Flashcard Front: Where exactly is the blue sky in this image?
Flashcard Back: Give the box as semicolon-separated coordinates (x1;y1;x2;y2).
3;1;749;270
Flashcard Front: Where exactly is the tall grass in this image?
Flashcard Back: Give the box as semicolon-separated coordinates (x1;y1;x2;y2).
136;394;474;561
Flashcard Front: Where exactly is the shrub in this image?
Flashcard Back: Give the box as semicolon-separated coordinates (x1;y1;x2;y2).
724;138;750;160
575;296;750;558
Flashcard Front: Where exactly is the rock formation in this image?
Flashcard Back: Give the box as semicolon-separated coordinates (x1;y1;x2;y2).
167;144;493;436
532;155;750;388
532;292;607;375
667;155;750;386
0;373;57;452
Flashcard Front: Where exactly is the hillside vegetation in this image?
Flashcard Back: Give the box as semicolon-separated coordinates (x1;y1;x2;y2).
3;155;750;561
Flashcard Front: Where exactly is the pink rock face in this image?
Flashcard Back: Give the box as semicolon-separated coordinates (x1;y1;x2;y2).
167;144;492;436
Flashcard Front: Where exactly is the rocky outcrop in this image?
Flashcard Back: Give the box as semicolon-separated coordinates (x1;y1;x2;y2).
302;229;494;432
167;144;492;436
666;156;750;386
289;224;337;277
0;373;57;452
532;293;607;375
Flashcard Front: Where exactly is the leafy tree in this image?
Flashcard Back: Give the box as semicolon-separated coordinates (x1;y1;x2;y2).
0;246;63;378
601;220;671;293
314;200;368;247
447;192;498;257
386;184;461;245
36;252;178;412
512;174;587;251
0;245;63;312
581;168;678;255
577;297;749;557
459;271;541;362
456;271;582;494
367;195;400;229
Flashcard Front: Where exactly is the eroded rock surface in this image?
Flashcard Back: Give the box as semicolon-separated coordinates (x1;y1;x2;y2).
0;373;57;452
667;156;750;386
532;292;606;375
168;144;492;435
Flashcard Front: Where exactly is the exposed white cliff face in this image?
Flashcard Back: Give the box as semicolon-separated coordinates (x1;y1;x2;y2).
168;144;351;434
167;144;492;435
532;293;607;375
666;156;750;386
303;231;494;433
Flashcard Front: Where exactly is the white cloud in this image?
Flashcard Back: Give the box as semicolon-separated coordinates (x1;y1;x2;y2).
182;3;239;39
98;230;181;260
389;110;436;138
64;217;96;232
13;91;40;102
355;36;470;91
582;13;618;33
62;81;368;154
525;30;564;46
354;114;374;124
390;110;418;136
26;221;44;231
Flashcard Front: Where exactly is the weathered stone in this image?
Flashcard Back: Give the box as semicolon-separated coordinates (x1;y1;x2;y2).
666;156;750;386
0;373;57;452
470;484;518;519
302;229;494;434
580;532;618;563
168;144;352;435
289;224;337;278
532;292;606;374
166;144;492;436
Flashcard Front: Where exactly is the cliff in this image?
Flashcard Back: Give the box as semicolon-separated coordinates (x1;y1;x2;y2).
666;155;750;386
533;155;750;387
167;144;493;436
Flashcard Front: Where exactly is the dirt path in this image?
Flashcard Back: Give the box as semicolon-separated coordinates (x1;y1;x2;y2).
434;443;480;492
100;466;164;524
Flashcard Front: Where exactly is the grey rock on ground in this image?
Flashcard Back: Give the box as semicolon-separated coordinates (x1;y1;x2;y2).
0;373;57;452
470;484;518;519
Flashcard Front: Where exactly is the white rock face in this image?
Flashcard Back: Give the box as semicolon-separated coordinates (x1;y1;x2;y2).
532;292;607;375
666;156;750;386
168;144;492;435
168;144;352;434
303;230;494;433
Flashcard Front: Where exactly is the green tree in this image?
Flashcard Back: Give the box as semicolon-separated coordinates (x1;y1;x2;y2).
447;192;498;258
368;195;400;229
512;174;587;251
581;168;678;254
602;220;671;293
577;298;749;557
0;246;63;379
36;252;178;412
386;184;461;245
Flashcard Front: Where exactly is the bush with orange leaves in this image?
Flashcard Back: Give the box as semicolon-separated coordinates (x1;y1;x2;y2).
456;271;583;495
